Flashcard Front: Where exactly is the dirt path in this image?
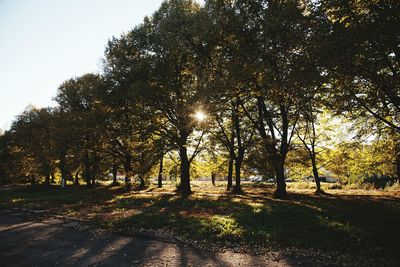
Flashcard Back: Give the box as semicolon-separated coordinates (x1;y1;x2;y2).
0;211;307;267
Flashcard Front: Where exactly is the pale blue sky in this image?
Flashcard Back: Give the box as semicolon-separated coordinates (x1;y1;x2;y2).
0;0;191;130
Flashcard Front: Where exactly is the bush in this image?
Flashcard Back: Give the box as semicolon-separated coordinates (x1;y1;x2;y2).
385;181;400;191
363;175;394;189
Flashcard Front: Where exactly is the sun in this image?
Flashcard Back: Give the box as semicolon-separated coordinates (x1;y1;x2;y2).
194;111;206;122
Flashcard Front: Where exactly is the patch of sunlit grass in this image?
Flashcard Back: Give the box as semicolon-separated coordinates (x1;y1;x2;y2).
317;215;362;238
204;215;244;238
11;198;23;203
248;202;265;213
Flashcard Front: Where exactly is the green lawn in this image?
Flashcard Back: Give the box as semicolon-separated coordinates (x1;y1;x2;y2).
1;182;399;264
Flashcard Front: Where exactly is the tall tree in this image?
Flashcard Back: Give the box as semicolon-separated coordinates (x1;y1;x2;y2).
55;74;107;186
9;107;56;185
296;108;334;193
103;28;164;190
214;0;322;198
133;0;213;195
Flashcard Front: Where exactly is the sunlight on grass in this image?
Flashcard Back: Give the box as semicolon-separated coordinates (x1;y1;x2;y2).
318;215;361;237
248;202;265;213
11;198;23;203
200;215;244;238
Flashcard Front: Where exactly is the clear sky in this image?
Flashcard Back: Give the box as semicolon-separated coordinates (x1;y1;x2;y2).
0;0;183;130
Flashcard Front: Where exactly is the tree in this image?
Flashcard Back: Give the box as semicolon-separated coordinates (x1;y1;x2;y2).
0;130;14;184
55;74;107;187
204;0;265;193
296;108;336;193
9;106;56;185
208;105;236;190
208;94;255;193
51;108;80;188
103;28;167;190
351;116;400;183
213;0;322;198
321;0;400;132
128;0;213;195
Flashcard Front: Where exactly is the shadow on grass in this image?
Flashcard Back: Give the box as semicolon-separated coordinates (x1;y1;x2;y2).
105;191;400;260
0;213;235;267
0;184;125;209
2;184;400;261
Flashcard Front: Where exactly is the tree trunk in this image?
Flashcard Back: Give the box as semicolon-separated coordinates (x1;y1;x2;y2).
59;153;67;188
74;171;80;185
256;96;289;199
124;155;132;191
232;101;244;195
273;160;287;199
311;157;322;193
211;171;216;186
30;175;36;185
44;171;51;185
227;121;235;191
138;173;145;189
112;164;118;185
91;173;96;186
83;150;91;186
227;158;233;191
232;157;243;194
178;145;191;196
158;156;163;188
91;160;98;186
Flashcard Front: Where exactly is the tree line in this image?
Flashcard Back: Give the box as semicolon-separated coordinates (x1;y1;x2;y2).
0;0;399;198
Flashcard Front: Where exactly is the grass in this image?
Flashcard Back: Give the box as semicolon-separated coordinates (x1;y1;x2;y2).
1;181;399;264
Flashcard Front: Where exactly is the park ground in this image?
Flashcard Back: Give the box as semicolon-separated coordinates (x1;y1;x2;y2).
0;181;399;266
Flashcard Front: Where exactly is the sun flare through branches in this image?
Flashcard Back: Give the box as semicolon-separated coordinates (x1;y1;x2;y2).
194;110;206;122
